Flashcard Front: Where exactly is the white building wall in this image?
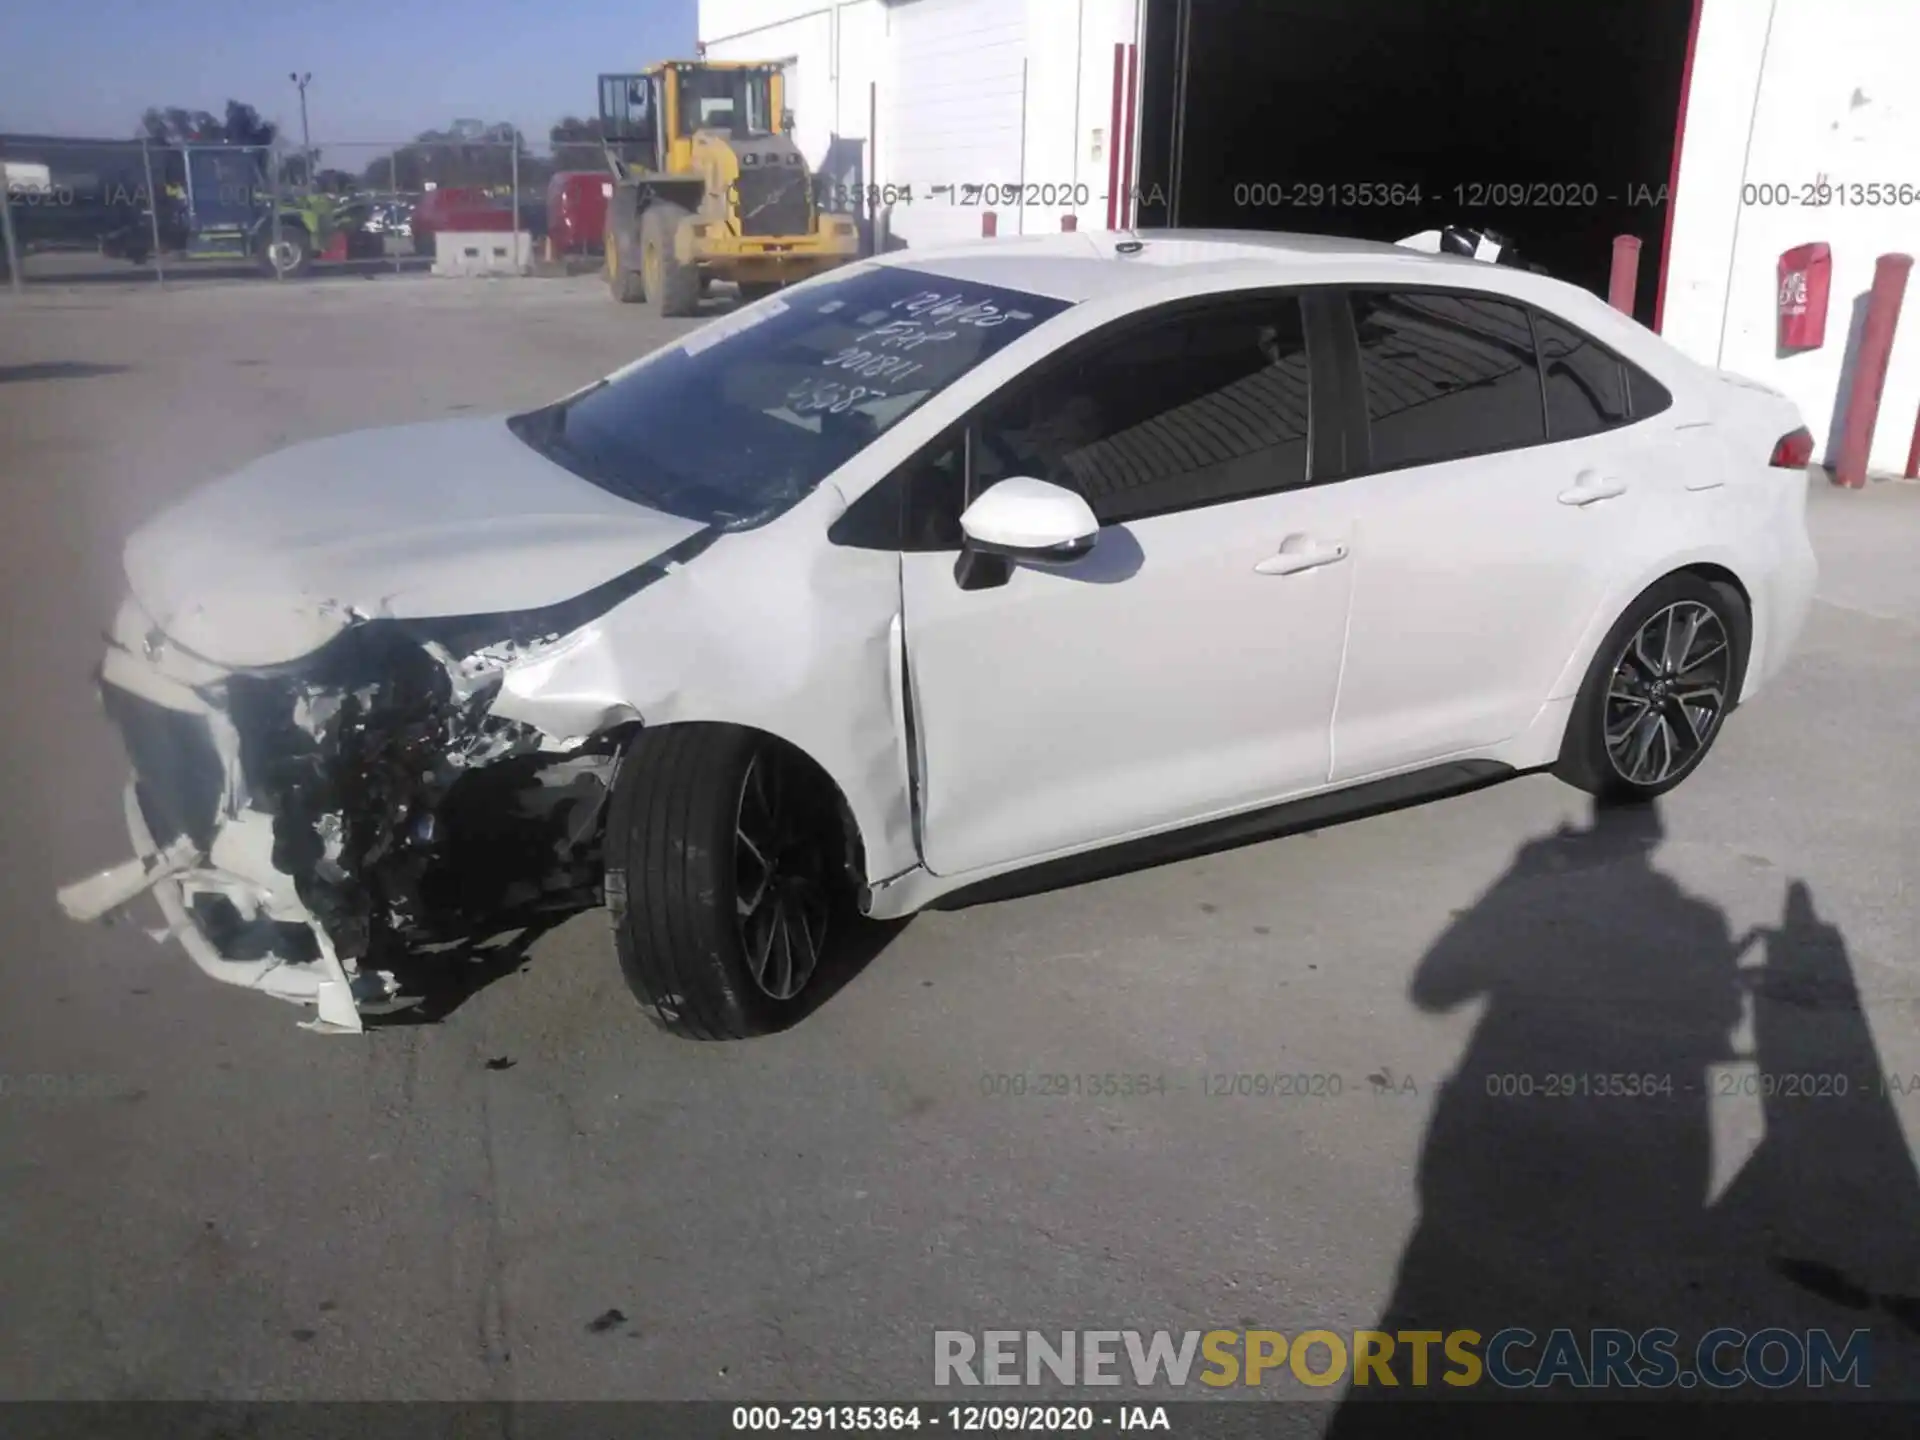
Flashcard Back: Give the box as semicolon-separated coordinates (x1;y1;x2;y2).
698;0;1145;243
1666;0;1920;474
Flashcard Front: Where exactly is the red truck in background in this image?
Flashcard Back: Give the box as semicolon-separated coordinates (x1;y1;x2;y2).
545;171;612;255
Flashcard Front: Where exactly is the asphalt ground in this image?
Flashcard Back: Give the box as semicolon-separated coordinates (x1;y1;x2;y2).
2;273;1917;1427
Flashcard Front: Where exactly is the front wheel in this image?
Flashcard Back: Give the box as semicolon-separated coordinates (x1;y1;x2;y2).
260;225;312;278
603;725;849;1039
605;220;644;302
640;201;700;317
1555;573;1750;802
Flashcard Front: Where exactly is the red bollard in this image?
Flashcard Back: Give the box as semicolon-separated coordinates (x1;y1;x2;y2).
982;211;998;238
1906;402;1920;480
1608;236;1642;314
1062;214;1078;232
1833;253;1914;489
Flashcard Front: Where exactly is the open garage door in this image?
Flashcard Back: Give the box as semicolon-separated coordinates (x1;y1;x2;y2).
881;0;1029;249
1135;0;1699;325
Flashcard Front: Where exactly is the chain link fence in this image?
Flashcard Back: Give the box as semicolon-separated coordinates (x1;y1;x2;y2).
1;133;565;291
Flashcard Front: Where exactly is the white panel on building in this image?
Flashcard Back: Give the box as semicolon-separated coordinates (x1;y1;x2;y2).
1664;0;1920;474
880;0;1029;248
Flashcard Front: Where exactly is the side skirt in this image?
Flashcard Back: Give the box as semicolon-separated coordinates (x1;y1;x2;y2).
926;759;1518;913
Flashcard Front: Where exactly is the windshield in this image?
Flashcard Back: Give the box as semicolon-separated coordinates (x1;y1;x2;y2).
509;266;1071;530
680;68;773;135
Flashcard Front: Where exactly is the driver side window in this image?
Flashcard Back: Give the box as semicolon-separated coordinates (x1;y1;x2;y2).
908;294;1312;547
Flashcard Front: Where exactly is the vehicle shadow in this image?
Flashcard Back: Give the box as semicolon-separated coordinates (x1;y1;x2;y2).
15;258;434;288
783;912;911;1029
0;361;131;383
1323;800;1920;1434
363;906;908;1031
365;914;572;1028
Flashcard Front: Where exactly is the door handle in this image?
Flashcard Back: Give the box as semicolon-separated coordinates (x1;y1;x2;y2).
1254;541;1348;576
1558;476;1628;506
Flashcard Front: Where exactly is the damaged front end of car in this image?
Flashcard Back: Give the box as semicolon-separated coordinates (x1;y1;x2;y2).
57;593;630;1033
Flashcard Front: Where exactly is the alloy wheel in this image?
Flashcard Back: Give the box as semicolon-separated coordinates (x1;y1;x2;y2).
733;751;830;1001
1603;600;1732;786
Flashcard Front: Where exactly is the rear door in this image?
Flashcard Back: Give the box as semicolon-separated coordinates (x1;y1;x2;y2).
1325;288;1662;782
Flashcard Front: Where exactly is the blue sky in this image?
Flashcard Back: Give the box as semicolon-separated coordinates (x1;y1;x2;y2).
0;0;697;152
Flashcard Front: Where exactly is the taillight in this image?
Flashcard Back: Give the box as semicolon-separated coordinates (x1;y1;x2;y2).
1770;427;1814;468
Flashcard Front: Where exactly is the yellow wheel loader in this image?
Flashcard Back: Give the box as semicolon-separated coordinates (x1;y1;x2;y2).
598;64;860;316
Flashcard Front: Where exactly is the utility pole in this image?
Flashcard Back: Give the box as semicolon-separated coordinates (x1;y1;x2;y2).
289;72;313;186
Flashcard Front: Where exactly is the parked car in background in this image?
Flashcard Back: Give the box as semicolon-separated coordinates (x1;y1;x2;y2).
407;186;514;254
57;230;1817;1041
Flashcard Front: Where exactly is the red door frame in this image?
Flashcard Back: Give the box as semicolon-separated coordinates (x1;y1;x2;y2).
1653;0;1706;333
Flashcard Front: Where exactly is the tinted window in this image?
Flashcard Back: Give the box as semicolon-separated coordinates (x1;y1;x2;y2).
509;267;1069;530
1626;365;1673;420
1349;290;1544;470
970;296;1312;528
1534;311;1630;440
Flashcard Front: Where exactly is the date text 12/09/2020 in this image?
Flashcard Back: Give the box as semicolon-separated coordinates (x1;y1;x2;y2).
816;183;1097;211
1231;182;1672;209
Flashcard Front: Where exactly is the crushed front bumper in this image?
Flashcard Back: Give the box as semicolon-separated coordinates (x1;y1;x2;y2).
56;598;395;1033
60;781;385;1032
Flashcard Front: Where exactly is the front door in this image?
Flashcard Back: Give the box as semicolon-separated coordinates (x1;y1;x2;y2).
900;293;1357;877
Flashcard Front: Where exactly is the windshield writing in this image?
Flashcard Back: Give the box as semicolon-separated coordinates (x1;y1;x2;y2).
509;268;1070;530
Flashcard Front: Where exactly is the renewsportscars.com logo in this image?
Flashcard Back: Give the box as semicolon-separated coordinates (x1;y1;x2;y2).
932;1328;1872;1390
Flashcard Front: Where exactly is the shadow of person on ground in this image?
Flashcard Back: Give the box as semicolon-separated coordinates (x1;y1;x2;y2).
1325;800;1920;1436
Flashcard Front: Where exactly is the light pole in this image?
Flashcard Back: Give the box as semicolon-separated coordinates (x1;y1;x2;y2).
289;72;313;185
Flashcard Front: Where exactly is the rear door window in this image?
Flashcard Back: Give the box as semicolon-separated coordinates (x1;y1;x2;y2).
1347;290;1544;471
1533;310;1632;440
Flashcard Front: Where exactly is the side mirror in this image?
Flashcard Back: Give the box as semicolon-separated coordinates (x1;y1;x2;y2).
958;477;1098;563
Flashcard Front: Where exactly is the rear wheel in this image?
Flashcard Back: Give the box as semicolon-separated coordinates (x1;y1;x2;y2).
604;725;849;1040
1555;573;1749;802
640;201;700;317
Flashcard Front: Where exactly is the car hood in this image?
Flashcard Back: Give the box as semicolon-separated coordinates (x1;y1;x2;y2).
123;415;705;668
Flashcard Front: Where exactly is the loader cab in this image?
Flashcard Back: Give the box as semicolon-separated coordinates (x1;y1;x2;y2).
676;64;779;138
598;64;789;178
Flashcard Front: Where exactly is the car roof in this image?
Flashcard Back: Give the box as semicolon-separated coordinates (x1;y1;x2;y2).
874;228;1504;303
870;226;1666;369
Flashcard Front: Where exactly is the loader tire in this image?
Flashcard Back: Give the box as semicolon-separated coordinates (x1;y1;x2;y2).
605;220;644;303
641;201;700;318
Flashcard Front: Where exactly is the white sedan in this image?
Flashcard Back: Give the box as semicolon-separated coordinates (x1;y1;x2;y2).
58;229;1818;1038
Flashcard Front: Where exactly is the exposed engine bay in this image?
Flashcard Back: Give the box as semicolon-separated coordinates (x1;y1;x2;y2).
59;596;626;1033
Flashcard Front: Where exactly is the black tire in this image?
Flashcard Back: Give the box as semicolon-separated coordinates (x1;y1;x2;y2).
1554;572;1750;802
738;280;782;304
640;201;700;317
605;220;644;303
260;224;312;278
604;724;850;1040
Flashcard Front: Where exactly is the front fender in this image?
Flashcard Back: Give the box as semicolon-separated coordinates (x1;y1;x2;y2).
488;507;918;886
